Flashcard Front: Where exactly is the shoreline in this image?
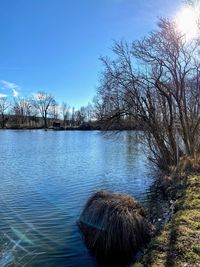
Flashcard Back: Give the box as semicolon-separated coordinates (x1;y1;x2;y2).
0;127;139;131
132;174;200;267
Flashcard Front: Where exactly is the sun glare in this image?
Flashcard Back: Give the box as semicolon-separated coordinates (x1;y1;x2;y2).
175;5;199;40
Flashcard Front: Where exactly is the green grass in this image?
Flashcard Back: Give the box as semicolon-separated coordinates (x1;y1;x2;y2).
132;175;200;267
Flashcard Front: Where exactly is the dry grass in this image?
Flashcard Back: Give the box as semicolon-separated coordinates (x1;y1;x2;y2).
177;155;200;174
132;175;200;267
79;190;153;266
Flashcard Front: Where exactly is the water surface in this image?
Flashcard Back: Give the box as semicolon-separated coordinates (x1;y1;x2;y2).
0;130;155;267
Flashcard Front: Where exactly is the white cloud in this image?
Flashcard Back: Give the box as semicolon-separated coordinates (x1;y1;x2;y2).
0;93;7;98
0;80;20;98
0;80;20;90
12;89;19;97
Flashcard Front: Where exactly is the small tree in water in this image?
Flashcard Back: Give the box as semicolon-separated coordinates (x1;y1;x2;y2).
95;18;200;170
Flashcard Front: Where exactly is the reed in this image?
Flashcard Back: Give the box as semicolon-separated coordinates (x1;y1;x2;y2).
79;190;153;266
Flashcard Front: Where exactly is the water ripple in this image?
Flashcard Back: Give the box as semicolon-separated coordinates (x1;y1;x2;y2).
0;130;155;267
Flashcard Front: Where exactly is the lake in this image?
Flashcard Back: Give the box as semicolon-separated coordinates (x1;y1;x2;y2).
0;130;155;267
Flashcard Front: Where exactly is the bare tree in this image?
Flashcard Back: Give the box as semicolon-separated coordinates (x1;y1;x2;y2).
71;107;75;126
61;102;70;127
74;108;85;126
96;19;200;170
50;102;59;120
33;91;56;129
0;97;10;128
12;97;34;126
85;102;94;122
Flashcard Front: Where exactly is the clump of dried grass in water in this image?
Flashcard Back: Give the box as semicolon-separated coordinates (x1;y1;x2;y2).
79;191;153;266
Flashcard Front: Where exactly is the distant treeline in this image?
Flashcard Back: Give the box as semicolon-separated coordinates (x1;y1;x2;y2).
0;91;139;130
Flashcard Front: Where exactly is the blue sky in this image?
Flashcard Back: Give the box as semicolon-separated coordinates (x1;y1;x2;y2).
0;0;182;108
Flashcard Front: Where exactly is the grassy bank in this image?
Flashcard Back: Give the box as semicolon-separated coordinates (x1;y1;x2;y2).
133;175;200;267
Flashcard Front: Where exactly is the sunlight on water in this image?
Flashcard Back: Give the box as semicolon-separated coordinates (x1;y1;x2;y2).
0;130;155;266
